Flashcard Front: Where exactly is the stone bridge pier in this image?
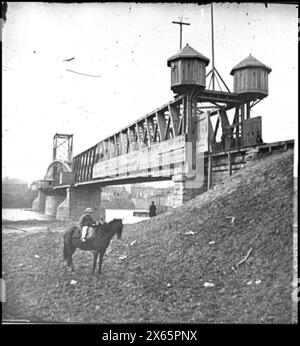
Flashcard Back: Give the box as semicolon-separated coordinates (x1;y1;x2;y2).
32;190;65;216
33;185;103;221
32;190;46;213
56;186;102;221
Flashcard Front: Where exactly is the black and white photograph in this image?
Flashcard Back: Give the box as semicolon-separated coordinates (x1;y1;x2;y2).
1;1;298;329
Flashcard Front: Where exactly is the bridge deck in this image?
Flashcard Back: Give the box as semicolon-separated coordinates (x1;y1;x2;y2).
51;139;294;190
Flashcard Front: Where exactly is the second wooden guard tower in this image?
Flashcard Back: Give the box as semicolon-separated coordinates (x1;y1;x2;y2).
230;54;272;101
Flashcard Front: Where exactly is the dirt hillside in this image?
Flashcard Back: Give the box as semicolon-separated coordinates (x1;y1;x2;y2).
2;150;294;323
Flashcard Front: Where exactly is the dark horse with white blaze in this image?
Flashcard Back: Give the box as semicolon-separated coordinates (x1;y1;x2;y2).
63;218;123;274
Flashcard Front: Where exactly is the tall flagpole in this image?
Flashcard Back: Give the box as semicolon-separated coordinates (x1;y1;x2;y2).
211;3;215;91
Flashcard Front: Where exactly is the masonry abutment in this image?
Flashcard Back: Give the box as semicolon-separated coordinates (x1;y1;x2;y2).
32;190;46;212
68;186;102;221
45;193;66;216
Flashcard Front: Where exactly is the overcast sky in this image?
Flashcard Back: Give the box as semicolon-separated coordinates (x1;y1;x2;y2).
2;2;298;183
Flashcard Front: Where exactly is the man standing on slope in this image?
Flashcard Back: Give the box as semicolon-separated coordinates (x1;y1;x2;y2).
149;201;157;218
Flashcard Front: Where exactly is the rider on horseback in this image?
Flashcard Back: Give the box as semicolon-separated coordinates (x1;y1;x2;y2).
79;208;97;242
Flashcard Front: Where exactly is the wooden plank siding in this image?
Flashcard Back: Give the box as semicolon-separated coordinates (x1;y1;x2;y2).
72;91;241;184
233;67;268;95
170;59;206;89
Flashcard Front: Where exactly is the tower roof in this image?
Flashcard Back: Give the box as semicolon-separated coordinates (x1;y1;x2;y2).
167;43;210;67
230;54;272;75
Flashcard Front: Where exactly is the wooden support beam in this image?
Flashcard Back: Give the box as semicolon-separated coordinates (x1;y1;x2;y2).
168;104;180;137
78;155;82;182
207;154;212;190
145;118;154;146
86;150;92;180
178;116;183;135
212;116;220;143
142;123;148;145
81;153;87;182
77;157;81;182
197;106;220;109
206;69;212;78
135;123;143;150
112;135;117;157
78;154;83;182
85;150;90;181
182;96;187;135
215;68;231;93
156;111;166;142
127;128;133;153
107;138;112;158
85;151;90;181
193;90;241;105
133;127;139;150
241;103;245;122
250;98;263;108
236;107;240;138
119;132;126;155
229;107;239;137
246;102;251;119
74;157;77;181
91;146;97;179
186;95;193;141
89;148;94;179
153;122;158;142
219;108;230;130
165;116;172;140
208;117;214;148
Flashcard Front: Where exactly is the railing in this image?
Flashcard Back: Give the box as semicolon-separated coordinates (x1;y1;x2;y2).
71;90;245;184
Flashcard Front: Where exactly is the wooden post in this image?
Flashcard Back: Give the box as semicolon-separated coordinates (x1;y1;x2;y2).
156;111;166;142
228;151;232;176
145;118;154;146
241;103;245;122
186;94;193;141
207;153;212;190
135;124;142;150
240;104;245;143
185;94;197;170
127;128;132;153
246;102;251;119
234;107;239;138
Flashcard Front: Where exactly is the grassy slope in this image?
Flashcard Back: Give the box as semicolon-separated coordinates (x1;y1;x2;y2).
2;150;294;323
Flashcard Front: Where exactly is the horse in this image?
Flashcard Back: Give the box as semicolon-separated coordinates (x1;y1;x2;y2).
63;218;123;274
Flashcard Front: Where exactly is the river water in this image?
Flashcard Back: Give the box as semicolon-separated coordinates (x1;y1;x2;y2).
2;208;148;224
2;208;54;221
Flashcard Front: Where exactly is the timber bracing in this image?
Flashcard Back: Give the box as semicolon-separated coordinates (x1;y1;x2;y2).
72;90;250;184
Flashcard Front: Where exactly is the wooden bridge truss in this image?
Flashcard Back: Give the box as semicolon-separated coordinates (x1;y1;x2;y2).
71;89;255;185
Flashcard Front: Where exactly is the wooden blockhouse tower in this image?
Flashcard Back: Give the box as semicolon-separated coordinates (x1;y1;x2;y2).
231;54;272;100
167;42;272;152
167;43;210;94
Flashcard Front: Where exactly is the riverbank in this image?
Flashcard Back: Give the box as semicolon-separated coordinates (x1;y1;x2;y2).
2;150;295;323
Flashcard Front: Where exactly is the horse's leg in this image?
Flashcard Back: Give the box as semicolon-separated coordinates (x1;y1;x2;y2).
98;251;105;274
92;252;99;274
70;255;75;271
67;247;76;271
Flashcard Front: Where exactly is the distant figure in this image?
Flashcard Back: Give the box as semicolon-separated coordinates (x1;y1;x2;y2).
256;132;263;144
79;208;96;242
149;201;157;218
